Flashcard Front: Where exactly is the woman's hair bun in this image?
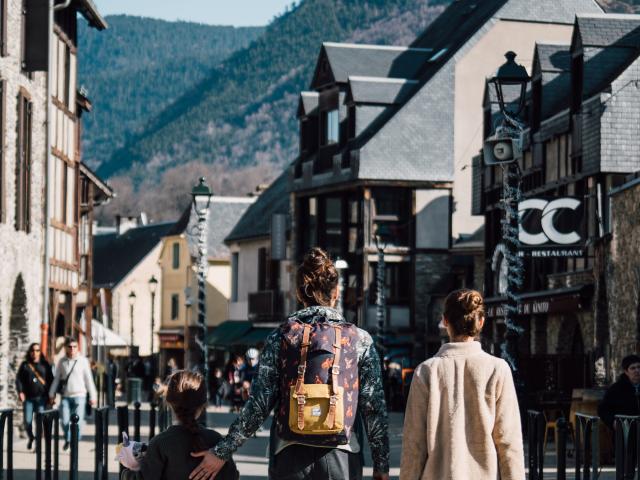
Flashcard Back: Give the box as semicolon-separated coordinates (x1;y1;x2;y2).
443;289;485;338
296;248;339;307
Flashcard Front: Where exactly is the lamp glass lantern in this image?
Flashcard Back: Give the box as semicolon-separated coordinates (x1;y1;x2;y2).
128;291;137;306
374;223;393;250
148;275;158;294
191;177;214;213
488;51;530;118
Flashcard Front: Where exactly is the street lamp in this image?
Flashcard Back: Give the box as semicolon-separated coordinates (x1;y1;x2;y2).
148;275;158;377
128;291;136;353
373;223;392;352
334;258;348;316
191;177;213;402
485;51;530;375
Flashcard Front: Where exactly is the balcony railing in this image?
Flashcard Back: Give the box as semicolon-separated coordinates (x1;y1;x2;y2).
248;290;284;323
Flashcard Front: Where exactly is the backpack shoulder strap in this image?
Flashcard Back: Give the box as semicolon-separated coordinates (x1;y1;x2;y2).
295;324;312;430
324;325;342;429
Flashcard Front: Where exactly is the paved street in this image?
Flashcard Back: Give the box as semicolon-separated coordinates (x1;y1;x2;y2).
4;403;618;479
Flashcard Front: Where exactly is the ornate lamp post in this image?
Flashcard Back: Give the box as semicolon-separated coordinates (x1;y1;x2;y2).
128;291;136;354
191;177;213;401
485;51;530;374
334;258;348;316
373;224;392;354
148;276;158;376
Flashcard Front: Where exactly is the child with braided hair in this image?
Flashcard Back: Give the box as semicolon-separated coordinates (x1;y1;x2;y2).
119;370;238;480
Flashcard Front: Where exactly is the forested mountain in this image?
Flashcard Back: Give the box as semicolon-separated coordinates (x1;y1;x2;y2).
91;0;632;223
600;0;640;12
78;16;264;170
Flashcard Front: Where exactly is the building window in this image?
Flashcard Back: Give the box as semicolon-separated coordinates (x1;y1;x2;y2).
0;80;5;222
231;253;239;302
326;109;339;144
0;0;7;56
171;294;179;320
368;262;411;305
172;243;180;269
15;91;32;232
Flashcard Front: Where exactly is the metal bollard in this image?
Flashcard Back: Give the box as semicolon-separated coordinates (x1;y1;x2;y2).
69;414;79;480
575;413;599;480
94;407;110;480
35;409;59;480
149;402;157;440
0;409;14;480
134;402;141;442
117;405;129;475
556;417;567;480
527;410;545;480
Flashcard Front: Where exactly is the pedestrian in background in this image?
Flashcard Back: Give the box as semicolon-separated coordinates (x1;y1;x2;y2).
16;343;53;450
598;354;640;479
400;289;525;480
49;336;97;450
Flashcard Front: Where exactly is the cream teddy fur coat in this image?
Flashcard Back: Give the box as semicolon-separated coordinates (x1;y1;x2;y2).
400;341;525;480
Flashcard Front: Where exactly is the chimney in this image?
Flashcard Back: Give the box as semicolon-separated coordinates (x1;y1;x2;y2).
140;212;149;226
116;215;139;235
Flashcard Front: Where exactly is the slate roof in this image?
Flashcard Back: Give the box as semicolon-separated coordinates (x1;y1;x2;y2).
535;43;572;73
93;222;176;288
575;13;640;48
532;43;572;118
225;170;290;243
315;43;432;86
181;197;255;260
573;14;640;99
346;77;418;105
297;92;319;118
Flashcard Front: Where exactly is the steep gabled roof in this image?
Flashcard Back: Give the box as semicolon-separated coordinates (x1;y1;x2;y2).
178;197;255;260
311;43;432;89
534;43;572;74
346;76;417;105
533;43;572;118
574;13;640;48
297;91;319;118
572;14;640;99
225;170;290;243
93;222;176;288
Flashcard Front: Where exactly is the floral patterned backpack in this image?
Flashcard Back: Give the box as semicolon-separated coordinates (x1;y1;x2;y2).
276;316;360;446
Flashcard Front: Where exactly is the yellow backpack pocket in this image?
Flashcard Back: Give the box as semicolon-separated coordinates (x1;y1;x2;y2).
288;384;344;435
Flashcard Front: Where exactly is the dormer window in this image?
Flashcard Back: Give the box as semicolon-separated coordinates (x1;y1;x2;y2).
326;109;339;144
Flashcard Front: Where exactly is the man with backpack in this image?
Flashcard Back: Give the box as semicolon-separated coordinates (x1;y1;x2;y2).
190;248;389;480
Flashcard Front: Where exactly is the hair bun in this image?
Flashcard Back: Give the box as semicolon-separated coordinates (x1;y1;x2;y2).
443;289;485;338
296;248;339;307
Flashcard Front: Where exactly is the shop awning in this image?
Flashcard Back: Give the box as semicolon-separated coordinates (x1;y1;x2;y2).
91;320;128;347
207;321;253;347
230;327;276;346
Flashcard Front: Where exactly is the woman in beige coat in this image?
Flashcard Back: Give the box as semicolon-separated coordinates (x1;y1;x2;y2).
400;289;525;480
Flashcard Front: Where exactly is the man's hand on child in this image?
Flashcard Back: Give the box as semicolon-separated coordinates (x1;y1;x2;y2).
189;450;225;480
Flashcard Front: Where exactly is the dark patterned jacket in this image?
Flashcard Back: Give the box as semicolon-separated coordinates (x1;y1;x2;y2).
211;306;390;473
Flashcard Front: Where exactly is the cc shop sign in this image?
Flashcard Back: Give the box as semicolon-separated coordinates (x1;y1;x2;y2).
518;197;585;257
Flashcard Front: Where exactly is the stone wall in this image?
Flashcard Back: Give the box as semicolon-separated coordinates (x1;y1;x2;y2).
0;0;48;406
607;180;640;377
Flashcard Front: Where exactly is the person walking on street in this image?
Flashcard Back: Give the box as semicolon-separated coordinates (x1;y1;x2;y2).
16;343;53;450
189;247;389;480
598;354;640;478
400;289;525;480
49;336;97;450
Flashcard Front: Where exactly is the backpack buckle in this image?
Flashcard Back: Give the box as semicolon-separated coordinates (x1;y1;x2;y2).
297;395;306;405
331;366;340;375
329;395;338;405
297;365;306;376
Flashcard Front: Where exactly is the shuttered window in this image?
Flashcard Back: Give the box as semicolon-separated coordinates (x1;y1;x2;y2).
15;91;32;232
0;0;7;57
0;80;5;222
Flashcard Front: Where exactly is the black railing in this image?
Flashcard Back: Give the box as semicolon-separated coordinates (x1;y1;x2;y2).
35;409;59;480
575;413;599;480
69;415;80;480
557;417;569;480
527;410;545;480
614;415;640;480
94;407;110;480
133;402;141;442
0;409;13;480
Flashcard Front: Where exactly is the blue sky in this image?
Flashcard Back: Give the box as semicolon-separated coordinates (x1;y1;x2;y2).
93;0;296;26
